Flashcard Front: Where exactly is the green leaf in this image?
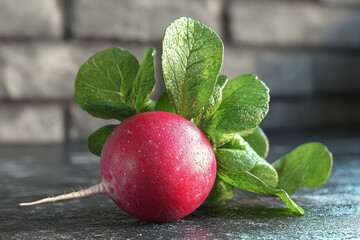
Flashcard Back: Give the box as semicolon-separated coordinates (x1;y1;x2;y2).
203;174;234;205
205;74;269;136
198;74;228;124
249;159;278;188
75;47;139;121
272;142;333;195
162;17;224;119
88;125;117;156
131;48;156;112
216;74;228;90
215;134;278;189
213;133;301;213
217;165;304;215
215;135;258;173
243;126;269;159
154;92;176;114
141;98;156;112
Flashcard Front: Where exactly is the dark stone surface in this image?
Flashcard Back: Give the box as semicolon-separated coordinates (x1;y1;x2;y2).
1;130;359;239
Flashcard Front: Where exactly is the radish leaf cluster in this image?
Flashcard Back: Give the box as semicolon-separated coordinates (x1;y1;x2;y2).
75;17;333;216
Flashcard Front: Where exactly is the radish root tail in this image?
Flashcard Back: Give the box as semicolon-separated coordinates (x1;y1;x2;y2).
19;183;105;206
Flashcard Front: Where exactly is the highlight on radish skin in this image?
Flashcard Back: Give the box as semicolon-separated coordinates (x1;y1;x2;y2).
20;112;217;222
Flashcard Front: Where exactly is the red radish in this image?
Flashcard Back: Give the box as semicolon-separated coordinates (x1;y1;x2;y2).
20;112;217;222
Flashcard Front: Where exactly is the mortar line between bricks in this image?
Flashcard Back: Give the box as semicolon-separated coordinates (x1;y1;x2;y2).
0;39;359;53
222;0;231;43
62;0;74;40
236;0;360;7
270;93;360;102
1;93;359;107
64;105;71;142
0;99;76;106
224;44;360;54
311;51;318;95
0;38;162;46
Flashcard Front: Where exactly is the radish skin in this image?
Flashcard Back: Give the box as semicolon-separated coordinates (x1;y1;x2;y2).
20;112;216;222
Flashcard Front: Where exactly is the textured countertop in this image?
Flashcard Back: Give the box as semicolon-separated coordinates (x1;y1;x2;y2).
1;130;359;239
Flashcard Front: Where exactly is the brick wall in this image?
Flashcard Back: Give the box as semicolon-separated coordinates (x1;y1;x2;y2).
0;0;359;143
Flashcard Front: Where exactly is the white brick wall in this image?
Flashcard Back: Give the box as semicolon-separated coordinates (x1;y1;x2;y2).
70;0;224;41
1;43;80;99
222;48;314;96
0;42;153;100
68;104;119;141
0;0;63;39
0;0;359;143
314;52;360;93
0;104;64;143
262;98;360;129
229;1;360;47
0;55;6;99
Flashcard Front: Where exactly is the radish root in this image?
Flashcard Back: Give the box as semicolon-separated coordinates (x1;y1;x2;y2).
20;183;105;206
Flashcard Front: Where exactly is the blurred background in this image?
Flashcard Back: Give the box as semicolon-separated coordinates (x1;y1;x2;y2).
0;0;360;144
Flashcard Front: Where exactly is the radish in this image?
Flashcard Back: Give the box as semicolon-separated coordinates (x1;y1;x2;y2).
20;112;217;222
